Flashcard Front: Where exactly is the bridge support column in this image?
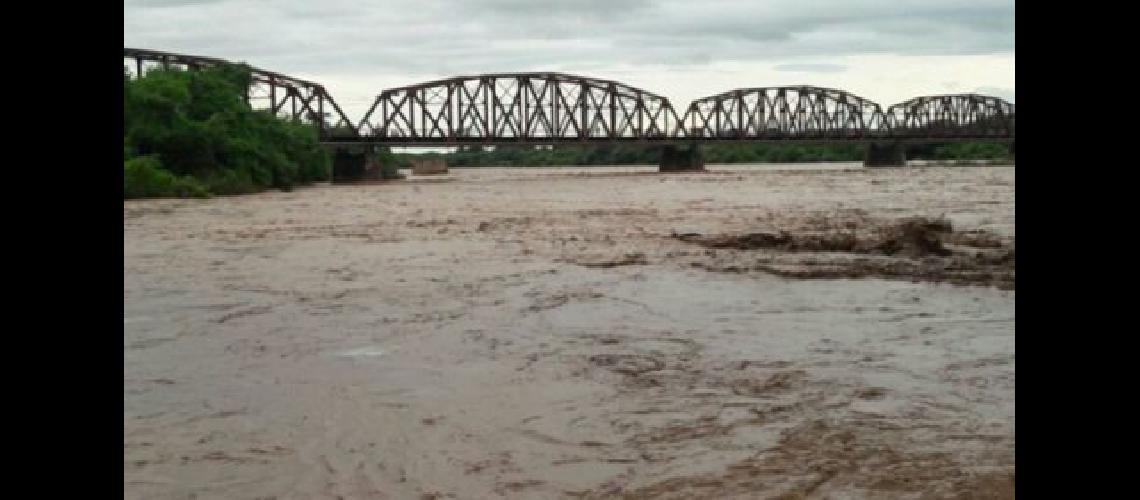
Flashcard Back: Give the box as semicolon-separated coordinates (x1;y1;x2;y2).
331;146;404;182
331;147;368;183
659;144;705;172
864;142;906;168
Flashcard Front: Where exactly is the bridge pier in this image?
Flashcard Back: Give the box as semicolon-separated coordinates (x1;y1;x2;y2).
864;142;906;168
331;146;402;182
331;147;368;183
659;144;705;172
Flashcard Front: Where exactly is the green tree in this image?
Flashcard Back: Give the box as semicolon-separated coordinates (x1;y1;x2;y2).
123;65;330;198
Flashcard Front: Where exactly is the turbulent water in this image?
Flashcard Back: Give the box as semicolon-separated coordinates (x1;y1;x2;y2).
125;164;1014;499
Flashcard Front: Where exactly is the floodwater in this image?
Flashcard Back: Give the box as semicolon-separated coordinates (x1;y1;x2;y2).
124;163;1014;499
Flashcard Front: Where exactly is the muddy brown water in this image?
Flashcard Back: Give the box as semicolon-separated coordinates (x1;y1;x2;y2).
124;164;1014;499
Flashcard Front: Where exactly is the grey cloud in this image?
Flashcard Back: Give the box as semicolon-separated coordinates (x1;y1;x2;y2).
124;0;1013;113
126;0;1014;63
126;0;228;7
467;0;652;15
774;63;847;73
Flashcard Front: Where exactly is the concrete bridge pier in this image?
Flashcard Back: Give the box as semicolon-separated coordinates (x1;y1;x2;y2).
659;144;706;172
864;142;907;167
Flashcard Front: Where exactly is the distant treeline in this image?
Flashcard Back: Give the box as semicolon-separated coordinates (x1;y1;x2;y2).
396;141;1012;167
124;64;330;198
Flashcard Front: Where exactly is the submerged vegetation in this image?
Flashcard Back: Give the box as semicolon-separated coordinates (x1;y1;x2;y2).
123;64;331;198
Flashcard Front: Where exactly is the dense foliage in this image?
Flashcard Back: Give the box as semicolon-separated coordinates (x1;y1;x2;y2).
398;141;1012;167
123;65;331;198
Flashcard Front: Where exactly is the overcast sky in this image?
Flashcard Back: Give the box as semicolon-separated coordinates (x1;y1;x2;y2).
124;0;1014;120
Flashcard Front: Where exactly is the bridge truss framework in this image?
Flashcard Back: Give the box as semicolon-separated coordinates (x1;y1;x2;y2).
124;48;1014;146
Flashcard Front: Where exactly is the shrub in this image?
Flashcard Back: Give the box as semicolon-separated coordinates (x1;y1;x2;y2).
374;148;405;179
124;156;209;199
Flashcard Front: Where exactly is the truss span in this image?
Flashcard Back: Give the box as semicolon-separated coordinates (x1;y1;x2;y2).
886;94;1014;139
680;86;889;140
356;73;684;144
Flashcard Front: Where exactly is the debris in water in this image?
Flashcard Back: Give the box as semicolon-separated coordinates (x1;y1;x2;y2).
575;252;649;268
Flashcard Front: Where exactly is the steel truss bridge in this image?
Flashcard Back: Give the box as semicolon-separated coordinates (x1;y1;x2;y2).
125;48;1014;147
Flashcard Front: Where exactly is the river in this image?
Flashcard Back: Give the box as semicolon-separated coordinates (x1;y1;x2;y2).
125;164;1014;499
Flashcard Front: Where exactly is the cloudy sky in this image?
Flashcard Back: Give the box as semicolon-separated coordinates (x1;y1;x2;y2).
124;0;1014;120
